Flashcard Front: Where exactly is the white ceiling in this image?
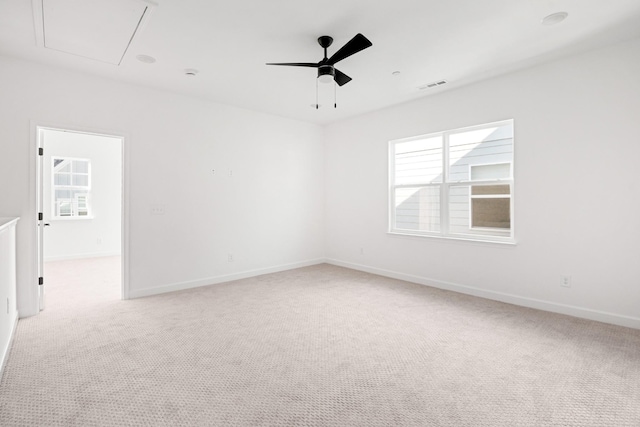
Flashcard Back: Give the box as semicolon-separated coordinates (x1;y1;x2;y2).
1;0;639;125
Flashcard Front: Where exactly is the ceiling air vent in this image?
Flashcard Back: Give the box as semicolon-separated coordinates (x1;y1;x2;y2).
418;80;448;90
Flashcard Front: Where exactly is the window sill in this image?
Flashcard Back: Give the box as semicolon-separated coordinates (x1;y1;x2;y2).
387;230;516;246
51;216;94;221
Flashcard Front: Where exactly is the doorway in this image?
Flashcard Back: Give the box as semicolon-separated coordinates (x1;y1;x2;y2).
36;127;124;310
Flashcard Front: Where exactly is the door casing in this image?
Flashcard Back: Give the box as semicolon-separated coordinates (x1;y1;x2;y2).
31;122;130;314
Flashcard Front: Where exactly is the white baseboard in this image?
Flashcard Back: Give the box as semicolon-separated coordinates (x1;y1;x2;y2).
45;251;121;262
123;255;640;330
129;258;326;299
0;311;19;379
326;258;640;330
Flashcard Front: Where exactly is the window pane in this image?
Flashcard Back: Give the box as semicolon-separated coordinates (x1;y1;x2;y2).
72;174;89;186
394;186;440;232
55;189;71;200
394;136;443;185
73;160;89;173
449;186;471;234
75;193;88;216
76;195;87;208
54;173;71;186
56;161;71;173
449;184;512;235
449;123;513;181
58;202;72;216
472;184;510;196
471;184;511;230
472;198;510;229
470;163;510;181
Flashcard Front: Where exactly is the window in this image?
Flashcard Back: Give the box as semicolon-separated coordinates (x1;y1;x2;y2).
389;120;514;242
52;158;91;218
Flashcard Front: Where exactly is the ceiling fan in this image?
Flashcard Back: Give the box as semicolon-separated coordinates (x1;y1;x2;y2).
266;33;373;87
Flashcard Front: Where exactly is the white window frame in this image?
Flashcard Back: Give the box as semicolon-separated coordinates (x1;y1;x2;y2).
51;157;92;220
389;120;514;244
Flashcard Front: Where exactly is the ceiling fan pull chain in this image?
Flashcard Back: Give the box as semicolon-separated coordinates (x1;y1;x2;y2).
316;77;319;109
334;80;337;109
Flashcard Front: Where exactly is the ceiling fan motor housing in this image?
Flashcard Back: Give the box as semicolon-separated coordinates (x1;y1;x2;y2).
318;65;335;82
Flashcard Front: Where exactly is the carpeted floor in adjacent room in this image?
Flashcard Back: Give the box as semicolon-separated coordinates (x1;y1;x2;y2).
1;258;639;426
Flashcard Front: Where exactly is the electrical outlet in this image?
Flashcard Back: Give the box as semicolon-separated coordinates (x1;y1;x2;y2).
561;275;572;288
228;253;234;262
96;238;102;245
150;204;166;215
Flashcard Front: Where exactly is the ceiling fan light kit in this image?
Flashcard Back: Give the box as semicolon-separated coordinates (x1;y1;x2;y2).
267;33;372;108
318;65;335;83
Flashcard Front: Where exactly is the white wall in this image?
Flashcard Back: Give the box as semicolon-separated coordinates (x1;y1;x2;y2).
2;37;639;328
324;37;640;328
0;56;325;317
0;218;18;375
43;130;122;261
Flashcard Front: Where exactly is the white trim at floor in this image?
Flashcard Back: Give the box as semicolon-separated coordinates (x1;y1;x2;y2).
128;258;325;299
0;311;19;379
44;252;121;262
326;258;640;330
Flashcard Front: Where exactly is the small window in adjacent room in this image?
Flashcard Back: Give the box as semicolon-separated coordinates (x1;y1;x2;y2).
389;120;514;243
52;158;92;219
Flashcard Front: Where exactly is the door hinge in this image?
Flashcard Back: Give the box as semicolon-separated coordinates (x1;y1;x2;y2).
39;212;43;221
39;277;44;285
39;147;43;156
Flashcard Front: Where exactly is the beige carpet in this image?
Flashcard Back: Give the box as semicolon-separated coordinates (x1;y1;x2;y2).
1;260;639;426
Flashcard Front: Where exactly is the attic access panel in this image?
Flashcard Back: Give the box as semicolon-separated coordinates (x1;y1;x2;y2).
41;0;152;65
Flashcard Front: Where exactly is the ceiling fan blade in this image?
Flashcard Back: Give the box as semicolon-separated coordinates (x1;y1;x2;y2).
334;69;352;86
327;33;372;65
265;62;319;67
